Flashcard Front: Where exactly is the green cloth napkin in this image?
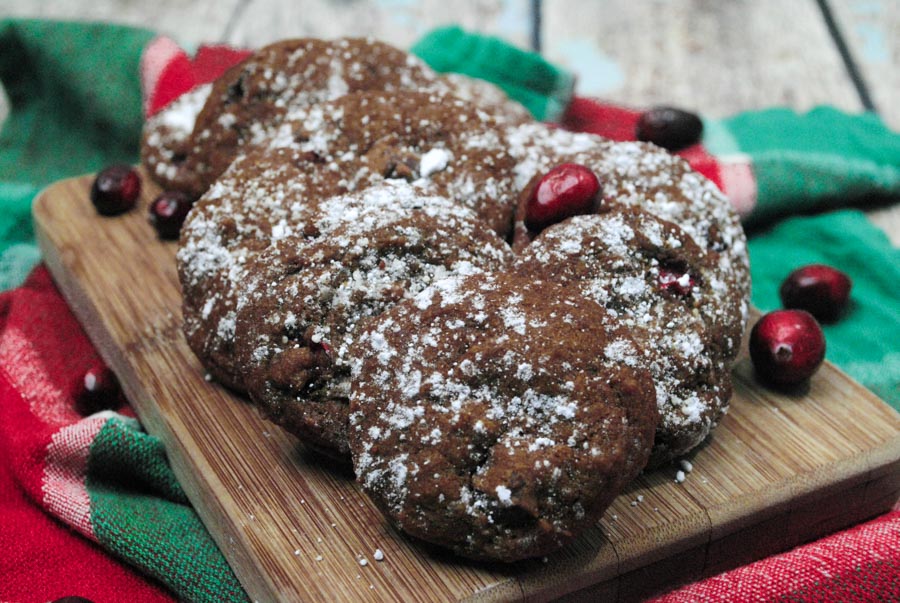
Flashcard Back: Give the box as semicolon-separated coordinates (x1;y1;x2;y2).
749;210;900;406
412;25;575;122
706;107;900;226
0;18;155;289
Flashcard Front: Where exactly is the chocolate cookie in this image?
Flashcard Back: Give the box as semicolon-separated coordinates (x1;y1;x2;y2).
142;38;437;197
141;83;212;196
234;181;513;456
505;123;746;262
348;271;658;561
276;89;519;235
437;73;533;125
143;38;531;200
177;90;518;389
176;144;342;389
514;209;749;467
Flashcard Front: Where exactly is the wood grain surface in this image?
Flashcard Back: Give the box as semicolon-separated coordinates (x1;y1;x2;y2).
33;172;900;602
541;0;864;117
828;0;900;128
8;0;896;249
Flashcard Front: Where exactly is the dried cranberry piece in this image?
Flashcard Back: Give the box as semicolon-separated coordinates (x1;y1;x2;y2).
658;267;697;296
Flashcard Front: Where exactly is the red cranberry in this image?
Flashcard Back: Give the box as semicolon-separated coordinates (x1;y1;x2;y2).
749;310;826;386
74;362;123;415
90;164;141;215
658;267;696;296
524;163;601;232
636;106;703;151
311;340;333;359
149;191;194;240
780;264;852;323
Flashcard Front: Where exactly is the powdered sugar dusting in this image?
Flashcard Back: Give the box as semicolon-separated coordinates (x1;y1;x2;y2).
515;205;749;465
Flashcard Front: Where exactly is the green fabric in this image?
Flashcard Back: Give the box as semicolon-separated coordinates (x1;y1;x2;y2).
748;210;900;409
0;182;39;290
714;107;900;226
0;19;155;288
411;25;575;122
0;19;247;602
88;415;248;603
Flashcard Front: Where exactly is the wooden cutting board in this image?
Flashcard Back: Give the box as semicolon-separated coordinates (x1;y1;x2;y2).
33;171;900;602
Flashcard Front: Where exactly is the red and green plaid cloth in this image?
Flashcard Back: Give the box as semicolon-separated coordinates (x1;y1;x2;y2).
1;19;899;603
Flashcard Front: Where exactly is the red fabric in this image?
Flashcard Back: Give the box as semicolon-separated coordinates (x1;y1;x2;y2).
561;96;724;190
0;267;99;505
192;45;253;83
142;39;251;117
0;440;173;603
649;511;900;602
151;53;195;116
0;267;173;603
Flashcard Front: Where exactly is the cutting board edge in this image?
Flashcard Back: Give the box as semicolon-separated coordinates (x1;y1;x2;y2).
30;173;900;603
32;182;303;600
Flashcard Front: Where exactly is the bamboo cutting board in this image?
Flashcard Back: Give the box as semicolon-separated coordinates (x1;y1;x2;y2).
33;172;900;602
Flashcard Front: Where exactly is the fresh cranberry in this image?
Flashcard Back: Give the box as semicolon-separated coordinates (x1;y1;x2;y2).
658;266;696;296
74;362;123;415
90;164;141;215
149;191;194;240
780;264;852;323
524;163;601;232
635;106;703;151
749;310;826;386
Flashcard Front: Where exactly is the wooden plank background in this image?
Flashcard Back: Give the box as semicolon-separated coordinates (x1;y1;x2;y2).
1;0;896;239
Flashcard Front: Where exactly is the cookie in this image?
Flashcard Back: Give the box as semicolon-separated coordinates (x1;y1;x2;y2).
141;83;212;196
505;123;746;261
142;38;532;200
348;271;658;561
177;90;518;389
141;38;435;197
234;181;513;456
275;89;519;235
514;209;749;466
437;73;533;125
176;144;340;389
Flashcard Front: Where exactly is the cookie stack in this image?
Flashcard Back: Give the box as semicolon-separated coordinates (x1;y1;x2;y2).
142;37;749;562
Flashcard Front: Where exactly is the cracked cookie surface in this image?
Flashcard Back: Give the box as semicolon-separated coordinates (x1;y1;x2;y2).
233;181;512;456
177;90;518;389
141;38;532;199
515;209;748;467
348;271;657;561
